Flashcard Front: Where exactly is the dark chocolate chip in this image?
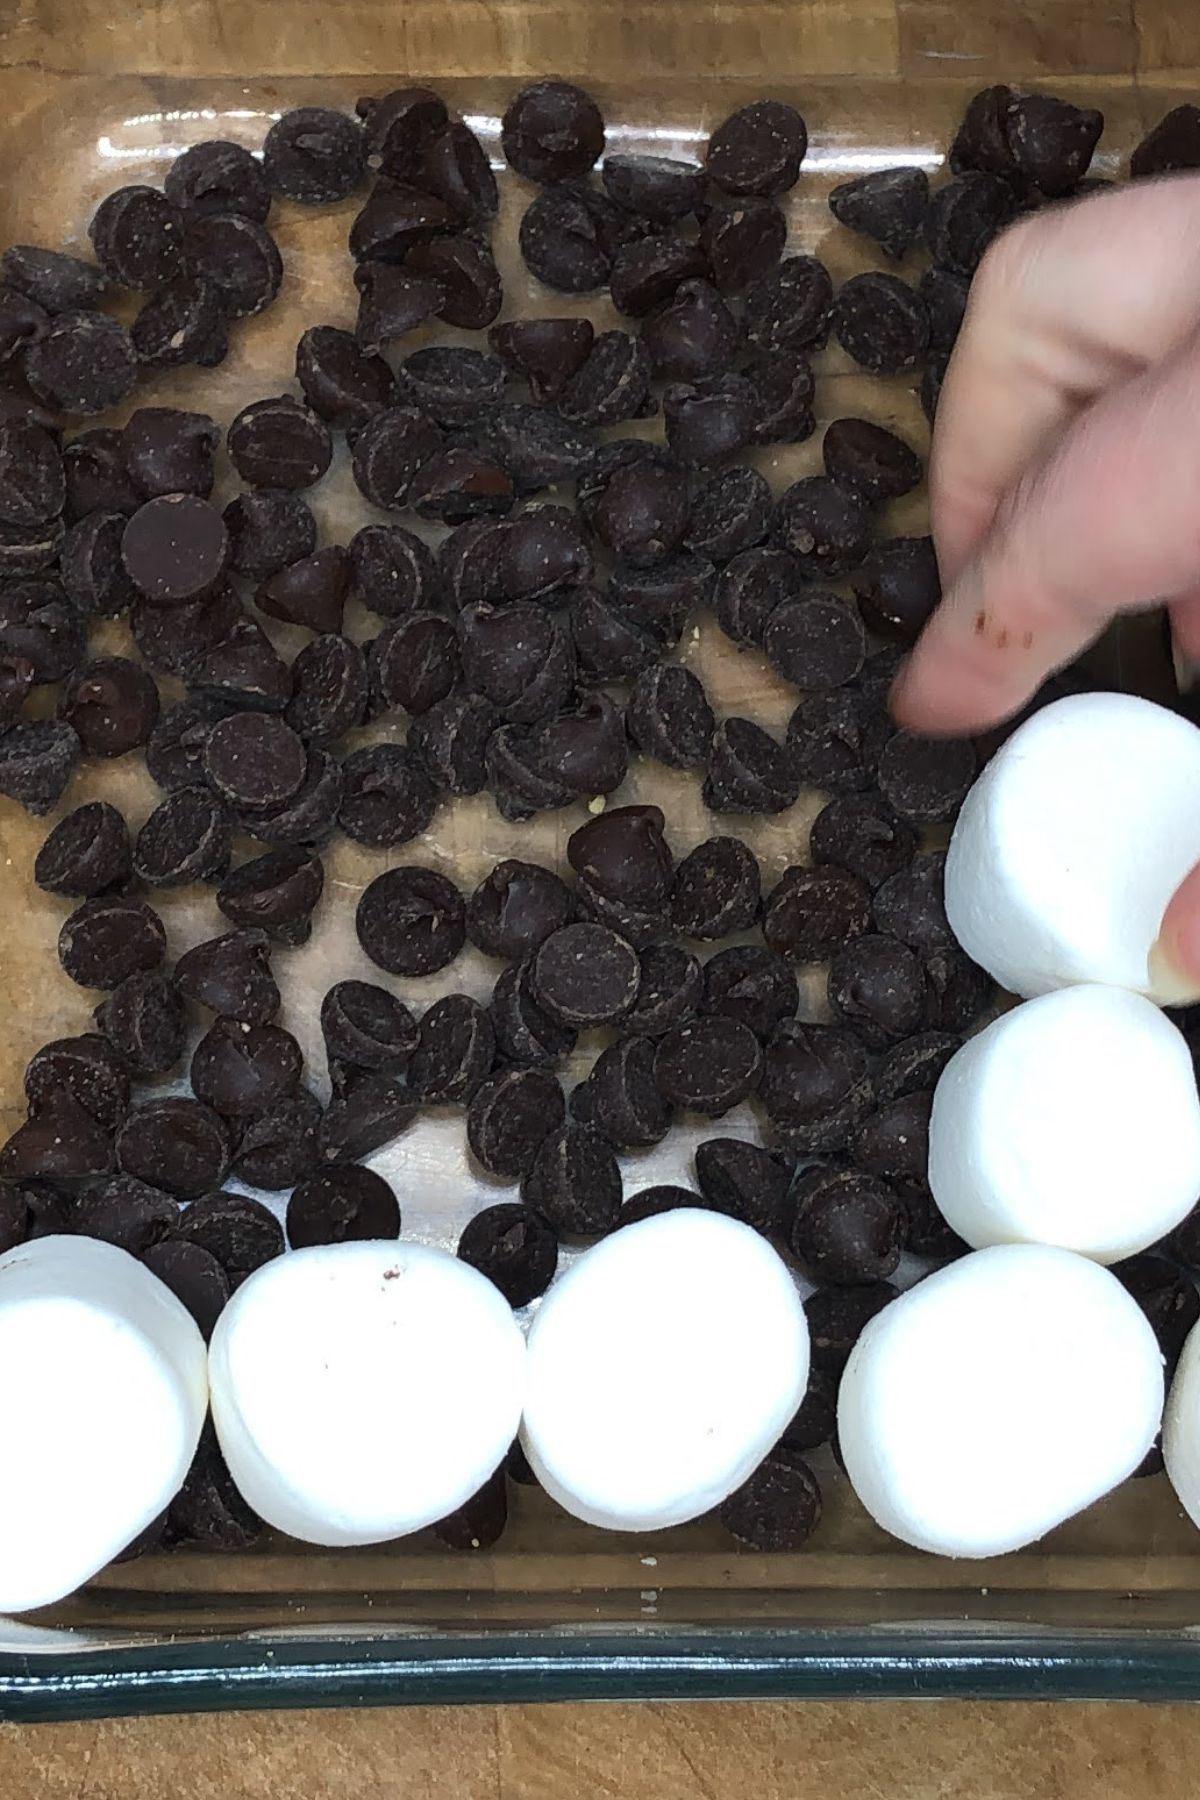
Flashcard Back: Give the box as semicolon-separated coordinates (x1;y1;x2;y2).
23;310;136;415
810;794;917;890
258;546;351;637
130;274;227;369
743;349;817;446
0;418;62;530
853;536;942;642
58;893;165;989
202;711;307;814
701;198;787;291
287;1165;400;1248
806;1280;897;1371
467;859;576;962
285;633;367;748
89;186;185;289
63;509;142;620
351;405;443;512
166;139;271;220
263;106;364;202
791;1165;905;1282
148;697;231;792
719;1447;822;1550
1131;105;1200;179
763;864;871;964
133;785;231;886
175;927;279;1024
828;166;929;260
625;663;714;772
703;716;800;815
35;799;131;897
24;1032;129;1134
122;494;228;603
823;418;923;503
474;402;593;496
226;396;332;491
408;446;513;524
568;803;673;908
408;993;495;1102
701;944;797;1036
876;729;977;823
641;278;739;381
74;1174;178;1253
232;1087;323;1190
654;1016;762;1115
623;941;702;1038
409;691;497;796
834;271;929;373
759;1020;873;1153
141;1239;231;1339
243;748;343;849
518;185;613;293
351;522;440;618
684;466;770;564
500;504;593;600
602;154;704;222
488;317;593;399
320;984;416;1085
0;1087;112;1184
574;1034;672;1149
418;118;498;220
190;1016;301;1118
1115;1253;1200;1365
705;100;807;197
610;236;708;318
922;942;994;1032
189;616;293;713
744;254;832;353
663;373;757;465
530;921;640;1028
0;716;80;814
354;263;445;355
924;172;1018;276
458;1202;558;1305
3;245;109;315
338;743;438;847
348;181;456;264
58;656;159;758
714;545;804;648
669;837;761;940
1005;94;1103;196
875;1029;961;1103
467;1067;565;1180
94;970;187;1076
489;959;577;1067
501;80;605;183
520;1120;622;1234
117;1098;230;1200
827;933;928;1047
316;1070;416;1164
176;1189;283;1277
773;476;872;579
186;212;282;318
356;865;465;977
558;330;652;426
617;1185;706;1225
295;324;398;430
0;649;33;723
694;1136;792;1235
224;490;317;580
762;592;866;691
63;426;141;520
919;267;970;352
852;1089;932;1188
786;689;887;796
405;234;502;330
779;1364;838;1452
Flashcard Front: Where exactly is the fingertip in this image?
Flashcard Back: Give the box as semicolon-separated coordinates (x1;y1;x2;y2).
1151;864;1200;1004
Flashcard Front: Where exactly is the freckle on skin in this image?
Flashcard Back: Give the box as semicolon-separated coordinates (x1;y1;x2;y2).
995;628;1009;650
1022;632;1034;650
974;611;987;636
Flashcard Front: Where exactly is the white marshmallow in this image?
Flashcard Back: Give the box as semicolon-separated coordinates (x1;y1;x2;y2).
520;1208;809;1531
1164;1318;1200;1530
944;692;1200;1001
209;1241;525;1546
838;1244;1163;1558
0;1235;207;1613
928;985;1200;1263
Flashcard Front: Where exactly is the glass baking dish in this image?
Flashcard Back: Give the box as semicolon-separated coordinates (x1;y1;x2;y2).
2;52;1200;1717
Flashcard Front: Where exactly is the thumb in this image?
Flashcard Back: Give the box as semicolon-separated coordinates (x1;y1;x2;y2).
893;325;1200;735
1153;864;1200;1004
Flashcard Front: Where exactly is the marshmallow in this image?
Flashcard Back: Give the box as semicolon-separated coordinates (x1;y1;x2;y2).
521;1208;809;1531
928;985;1200;1263
0;1235;207;1612
209;1241;525;1546
838;1244;1163;1557
944;692;1200;1001
1164;1318;1200;1530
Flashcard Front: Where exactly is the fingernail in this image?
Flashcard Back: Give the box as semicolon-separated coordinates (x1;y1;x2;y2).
1147;931;1200;1006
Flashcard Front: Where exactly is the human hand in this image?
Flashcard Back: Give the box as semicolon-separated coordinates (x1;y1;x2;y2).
890;175;1200;991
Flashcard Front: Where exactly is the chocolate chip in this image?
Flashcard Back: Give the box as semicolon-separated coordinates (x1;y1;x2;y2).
130;274;227;369
89;185;185;288
356;85;448;177
922;942;993;1032
223;490;316;581
919;267;970;352
568;804;673;909
24;1032;129;1133
57;656;158;758
347;179;456;264
559;330;652;426
258;546;352;637
1005;94;1103;196
574;1034;672;1148
166;139;271;220
351;522;439;618
491;689;628;817
829;166;929;260
175;927;279;1024
625;664;713;771
116;1098;230;1200
600;155;702;222
641;279;739;383
145;696;228;789
500;504;592;600
669;837;761;940
713;546;801;648
924;173;1018;276
467;1067;565;1180
1131;104;1200;178
529;922;640;1029
225;395;332;491
0;1087;112;1184
338;743;438;847
743;350;818;446
489;959;577;1067
701;198;787;291
759;1020;873;1153
187;616;292;712
409;446;513;523
277;636;363;751
94;970;187;1076
786;690;886;795
569;589;657;681
186;213;282;318
615;1184;704;1225
779;1364;838;1452
876;729;977;824
823;418;923;504
811;794;917;890
317;1069;416;1164
773;478;872;581
720;1447;822;1550
406;234;502;330
744;254;832;353
201;711;306;814
35;799;131;896
694;1136;792;1234
356;866;465;977
0;649;33;723
852;1089;932;1188
191;1016;301;1118
351;406;443;512
663;373;756;465
232;1087;322;1191
63;427;140;519
287;1166;399;1248
488;317;593;400
121;494;228;604
467;859;575;962
683;466;769;564
875;1030;961;1104
609;552;714;632
403;345;505;426
701;945;797;1037
141;1240;230;1340
949;85;1019;178
0;586;84;684
74;1174;179;1253
176;1189;283;1276
706;101;807;197
352;264;445;355
763;864;872;965
806;1280;897;1370
0;419;62;532
623;942;702;1038
455;1202;556;1305
834;271;929;374
654;1017;761;1115
245;747;343;849
58;893;165;989
133;785;231;886
520;1120;622;1234
502;80;605;183
408;994;495;1102
23;310;136;415
870;855;951;954
296;325;398;429
474;402;593;496
1115;1254;1200;1365
609;237;708;318
703;716;799;815
416;116;497;219
792;1165;905;1282
828;933;927;1047
854;536;942;642
409;691;496;796
263;106;364;202
518;185;612;293
763;593;867;692
59;513;133;617
3;245;109;315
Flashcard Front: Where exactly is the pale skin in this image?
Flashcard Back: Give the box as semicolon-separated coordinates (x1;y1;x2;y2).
891;174;1200;991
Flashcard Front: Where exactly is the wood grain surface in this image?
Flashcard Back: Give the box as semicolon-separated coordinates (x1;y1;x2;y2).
1;0;1200;1790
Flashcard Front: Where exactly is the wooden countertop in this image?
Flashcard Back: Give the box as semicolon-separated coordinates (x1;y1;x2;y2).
2;0;1200;1789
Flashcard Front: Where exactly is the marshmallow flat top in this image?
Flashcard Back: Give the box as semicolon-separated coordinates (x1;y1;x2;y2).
928;985;1200;1263
521;1208;809;1532
838;1244;1163;1558
209;1240;525;1546
1163;1318;1200;1530
0;1235;208;1613
945;692;1200;1001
